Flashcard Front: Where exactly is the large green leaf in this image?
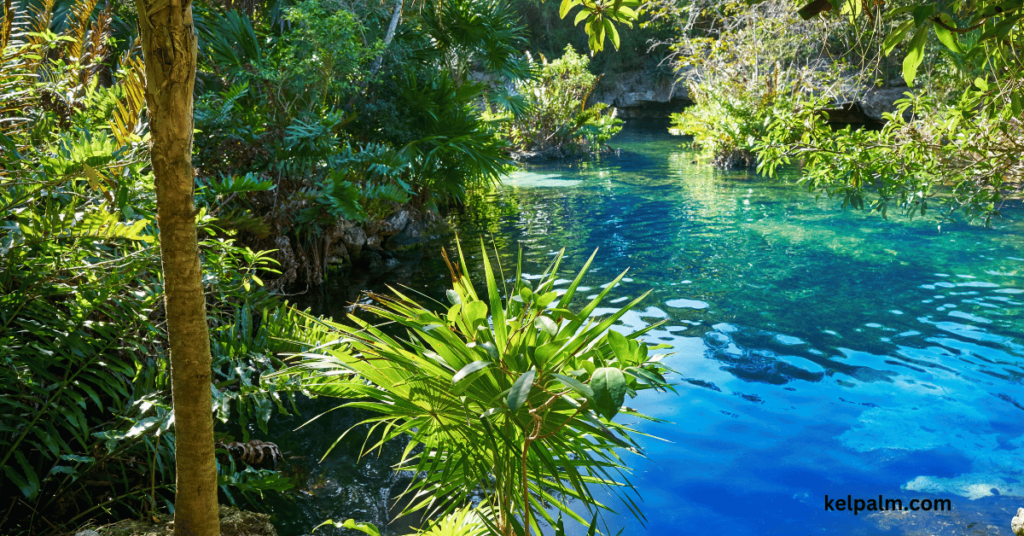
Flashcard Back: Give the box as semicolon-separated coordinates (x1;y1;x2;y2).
590;367;626;420
453;361;491;384
903;23;930;86
508;370;536;411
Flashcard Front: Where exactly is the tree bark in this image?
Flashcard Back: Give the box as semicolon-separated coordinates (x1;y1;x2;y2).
368;0;403;76
132;0;219;534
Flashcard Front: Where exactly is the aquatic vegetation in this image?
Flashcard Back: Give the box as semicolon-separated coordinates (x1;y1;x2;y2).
272;240;675;535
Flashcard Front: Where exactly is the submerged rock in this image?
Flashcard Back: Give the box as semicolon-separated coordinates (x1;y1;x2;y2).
1012;507;1024;536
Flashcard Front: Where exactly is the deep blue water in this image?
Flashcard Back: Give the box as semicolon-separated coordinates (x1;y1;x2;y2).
274;122;1024;536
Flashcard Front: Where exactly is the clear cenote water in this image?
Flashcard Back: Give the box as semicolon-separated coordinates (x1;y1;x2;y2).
269;122;1024;536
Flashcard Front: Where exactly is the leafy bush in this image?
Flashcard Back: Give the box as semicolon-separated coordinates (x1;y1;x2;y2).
192;0;519;284
666;0;848;168
496;46;623;157
272;240;675;535
671;63;836;168
756;85;1023;225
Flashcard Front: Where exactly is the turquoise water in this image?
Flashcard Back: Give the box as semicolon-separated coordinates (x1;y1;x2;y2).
275;123;1024;535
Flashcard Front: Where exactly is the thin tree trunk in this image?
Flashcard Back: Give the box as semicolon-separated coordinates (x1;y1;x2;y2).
132;0;219;534
371;0;404;73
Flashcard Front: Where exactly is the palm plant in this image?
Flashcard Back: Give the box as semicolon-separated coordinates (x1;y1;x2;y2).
415;0;531;86
271;240;675;536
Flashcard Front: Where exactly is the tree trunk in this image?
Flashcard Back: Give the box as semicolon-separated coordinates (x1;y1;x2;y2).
132;0;219;535
367;0;403;77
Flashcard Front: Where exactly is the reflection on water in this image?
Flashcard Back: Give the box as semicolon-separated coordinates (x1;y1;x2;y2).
271;122;1024;536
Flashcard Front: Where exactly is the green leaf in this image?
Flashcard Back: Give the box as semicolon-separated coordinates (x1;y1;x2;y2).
2;465;34;499
536;291;558;308
604;19;620;50
464;301;488;326
13;451;40;499
935;13;964;53
446;289;461;305
535;316;558;337
507;369;536;411
559;0;580;19
884;19;916;56
606;330;630;362
479;239;507;352
60;454;96;463
591;367;626;420
902;23;929;86
534;340;565;367
912;4;933;26
553;373;594;399
453;361;491;384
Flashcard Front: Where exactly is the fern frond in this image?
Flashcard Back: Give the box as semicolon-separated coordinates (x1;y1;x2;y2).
66;0;99;62
109;47;146;146
59;211;154;242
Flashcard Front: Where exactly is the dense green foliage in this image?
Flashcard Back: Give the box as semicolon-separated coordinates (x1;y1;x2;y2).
191;0;532;285
667;0;1022;224
756;0;1023;224
272;241;674;535
491;46;623;156
0;9;308;533
666;0;854;167
513;0;670;76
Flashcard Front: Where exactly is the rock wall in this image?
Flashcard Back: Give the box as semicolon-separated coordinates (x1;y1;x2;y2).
857;86;916;122
589;68;916;124
590;69;692;118
323;207;449;275
265;206;450;291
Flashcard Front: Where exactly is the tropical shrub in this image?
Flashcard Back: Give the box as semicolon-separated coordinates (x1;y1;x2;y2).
752;0;1024;224
666;0;850;168
756;80;1023;225
496;46;623;157
671;64;837;168
192;0;519;285
271;240;675;535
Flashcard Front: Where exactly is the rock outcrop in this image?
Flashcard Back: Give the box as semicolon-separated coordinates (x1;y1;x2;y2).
858;86;916;122
590;69;692;118
384;208;447;253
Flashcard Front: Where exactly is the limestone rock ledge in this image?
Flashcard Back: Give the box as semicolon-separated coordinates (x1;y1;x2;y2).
590;69;692;119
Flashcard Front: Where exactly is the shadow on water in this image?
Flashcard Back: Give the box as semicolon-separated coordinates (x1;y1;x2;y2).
261;121;1024;536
